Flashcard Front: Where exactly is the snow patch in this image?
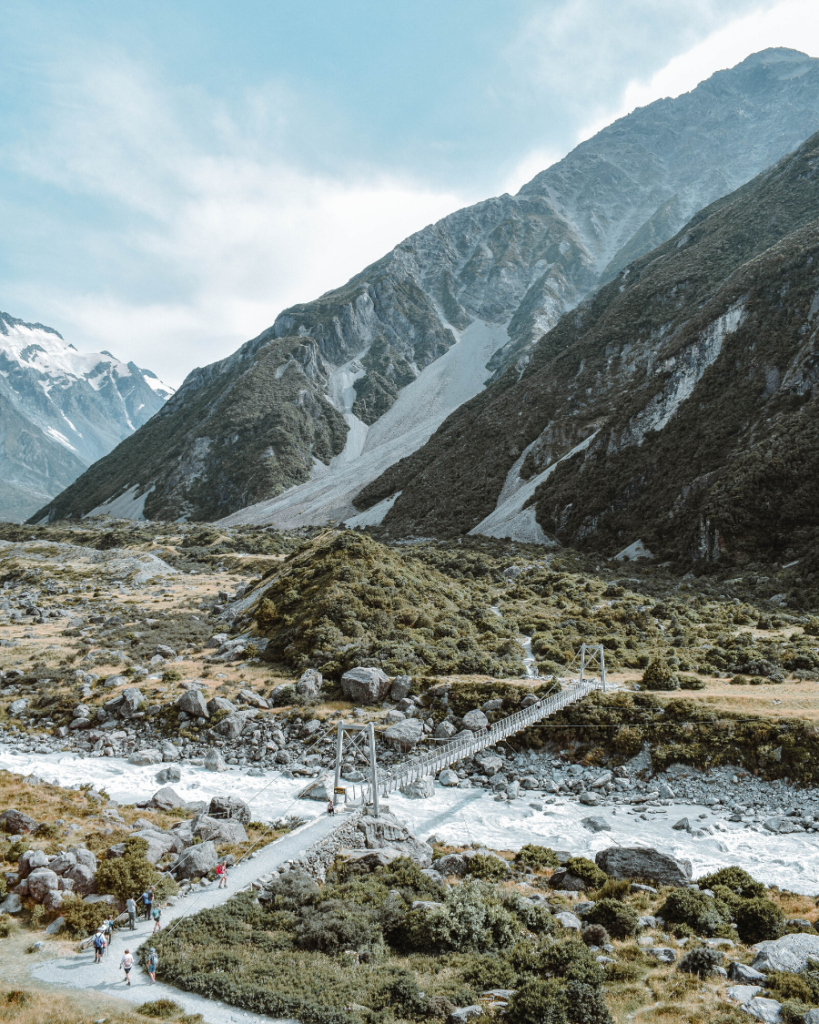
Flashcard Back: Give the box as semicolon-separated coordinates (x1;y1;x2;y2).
614;539;654;561
44;426;78;453
85;484;153;521
470;430;599;544
220;320;509;528
345;492;402;528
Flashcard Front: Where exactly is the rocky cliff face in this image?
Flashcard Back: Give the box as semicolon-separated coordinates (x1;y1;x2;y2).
0;312;172;522
360;129;819;565
33;48;819;525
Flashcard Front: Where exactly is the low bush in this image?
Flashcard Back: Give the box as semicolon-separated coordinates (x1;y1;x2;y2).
565;857;607;890
641;659;679;691
60;896;112;939
136;999;184;1018
459;953;517;990
0;915;9;939
678;947;724;978
780;1000;813;1024
594;878;630;901
735;898;785;945
582;924;610;947
93;836;178;905
764;972;815;1004
697;867;766;899
516;844;559;870
465;854;508;881
293;899;382;953
585;899;638;940
658;888;729;937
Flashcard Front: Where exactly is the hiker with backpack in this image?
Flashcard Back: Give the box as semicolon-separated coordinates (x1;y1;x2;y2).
142;887;153;921
148;947;159;984
216;861;228;889
126;896;137;930
151;904;162;933
92;928;106;963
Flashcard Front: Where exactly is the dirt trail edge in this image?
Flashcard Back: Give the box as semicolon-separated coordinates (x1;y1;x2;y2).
28;812;343;1024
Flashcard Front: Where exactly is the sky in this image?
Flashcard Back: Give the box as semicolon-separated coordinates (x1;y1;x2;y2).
2;0;819;386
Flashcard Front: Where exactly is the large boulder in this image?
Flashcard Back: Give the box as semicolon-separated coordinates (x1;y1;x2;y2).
192;816;248;844
0;893;22;914
296;669;323;697
594;847;692;887
462;709;489;732
176;688;210;718
438;769;460;787
72;848;97;871
156;766;182;785
208;795;251;824
63;863;96;895
18;848;48;879
129;830;177;865
298;777;334;802
390;676;412;701
104;686;144;718
204;747;228;772
49;851;77;875
0;809;38;833
401;776;434;799
357;812;432;867
216;710;257;740
173;840;218;880
752;933;819;974
435;853;468;877
383;718;424;750
27;868;60;902
341;667;392;705
150;787;186;811
128;748;162;766
206;696;236;715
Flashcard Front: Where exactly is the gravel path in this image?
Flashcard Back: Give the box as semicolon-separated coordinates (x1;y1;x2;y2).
30;812;343;1023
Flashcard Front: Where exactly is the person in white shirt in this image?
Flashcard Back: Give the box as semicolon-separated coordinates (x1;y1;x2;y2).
120;949;134;985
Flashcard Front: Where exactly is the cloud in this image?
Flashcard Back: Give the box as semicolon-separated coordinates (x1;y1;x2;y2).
8;60;467;386
575;0;819;142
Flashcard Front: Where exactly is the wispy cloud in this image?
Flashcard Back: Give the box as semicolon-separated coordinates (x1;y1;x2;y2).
7;59;467;385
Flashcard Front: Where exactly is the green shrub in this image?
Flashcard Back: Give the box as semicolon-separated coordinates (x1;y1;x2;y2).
594;878;630;901
370;969;427;1020
93;836;177;905
729;675;749;686
585;899;638;940
764;972;815;1004
582;924;610;947
604;960;641;983
697;867;766;900
60;896;112;938
641;659;679;691
564;857;607;890
459;953;517;990
516;844;559;870
735;899;785;945
780;1000;813;1024
465;854;508;881
678;676;707;690
293;899;382;953
678;947;724;977
658;889;729;937
506;978;568;1024
137;999;184;1019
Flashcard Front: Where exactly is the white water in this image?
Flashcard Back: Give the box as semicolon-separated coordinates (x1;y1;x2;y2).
5;745;819;894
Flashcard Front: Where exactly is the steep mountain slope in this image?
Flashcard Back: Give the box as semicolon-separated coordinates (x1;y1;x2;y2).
358;129;819;565
0;312;172;521
34;48;819;525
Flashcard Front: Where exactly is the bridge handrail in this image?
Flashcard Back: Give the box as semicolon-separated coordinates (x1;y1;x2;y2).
376;676;602;796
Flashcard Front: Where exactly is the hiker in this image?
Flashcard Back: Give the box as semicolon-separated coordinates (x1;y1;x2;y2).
142;887;153;921
327;799;335;816
93;928;106;963
120;949;134;986
126;895;137;930
216;861;228;889
148;947;159;984
104;915;115;945
152;904;162;933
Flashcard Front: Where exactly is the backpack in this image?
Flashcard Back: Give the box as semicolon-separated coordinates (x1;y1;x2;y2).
152;907;160;920
93;934;104;950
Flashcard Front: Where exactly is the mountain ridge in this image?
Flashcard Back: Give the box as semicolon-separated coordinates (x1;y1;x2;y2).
30;48;819;527
0;311;173;522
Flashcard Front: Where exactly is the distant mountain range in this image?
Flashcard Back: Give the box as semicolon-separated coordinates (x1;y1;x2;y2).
0;312;172;522
30;48;819;564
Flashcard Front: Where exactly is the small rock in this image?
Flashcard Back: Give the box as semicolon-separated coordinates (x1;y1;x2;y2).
728;962;767;984
402;777;435;799
461;709;489;732
128;749;162;766
155;766;182;785
438;769;460;787
743;996;783;1023
204;748;228;772
728;985;763;1004
648;947;677;963
554;911;582;931
390;675;412;701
